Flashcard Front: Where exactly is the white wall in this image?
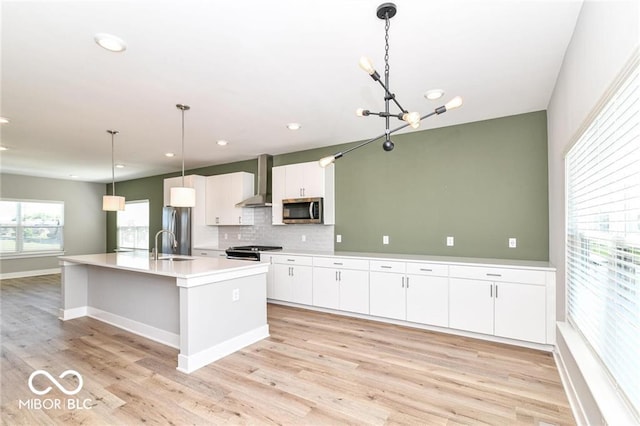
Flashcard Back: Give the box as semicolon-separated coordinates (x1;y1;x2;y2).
547;0;639;423
0;174;107;275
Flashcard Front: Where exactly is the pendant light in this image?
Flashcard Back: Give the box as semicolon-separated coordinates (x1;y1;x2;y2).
102;130;125;211
169;104;196;207
319;2;463;167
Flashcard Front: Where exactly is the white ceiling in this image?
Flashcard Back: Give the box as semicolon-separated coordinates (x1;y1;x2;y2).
0;0;583;183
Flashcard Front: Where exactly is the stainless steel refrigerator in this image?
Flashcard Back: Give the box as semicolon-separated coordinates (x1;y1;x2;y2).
161;207;191;255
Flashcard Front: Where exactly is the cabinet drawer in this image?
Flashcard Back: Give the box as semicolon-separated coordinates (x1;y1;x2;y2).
369;260;406;273
272;255;313;266
194;249;226;257
449;265;546;285
313;257;369;270
406;262;449;277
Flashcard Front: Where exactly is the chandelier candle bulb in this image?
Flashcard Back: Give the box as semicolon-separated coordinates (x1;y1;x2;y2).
358;56;376;76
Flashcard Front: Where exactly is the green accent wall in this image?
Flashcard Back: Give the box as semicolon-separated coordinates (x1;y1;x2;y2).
109;110;549;260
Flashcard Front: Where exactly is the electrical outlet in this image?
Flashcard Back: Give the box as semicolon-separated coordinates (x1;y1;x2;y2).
232;288;240;301
336;234;342;243
446;236;454;246
224;233;228;240
383;235;389;245
301;235;306;242
237;234;241;240
509;238;517;248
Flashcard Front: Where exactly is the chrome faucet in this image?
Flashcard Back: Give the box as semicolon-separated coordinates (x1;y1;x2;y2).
153;229;176;260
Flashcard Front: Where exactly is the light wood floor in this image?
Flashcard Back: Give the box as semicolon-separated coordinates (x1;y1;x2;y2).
1;274;575;425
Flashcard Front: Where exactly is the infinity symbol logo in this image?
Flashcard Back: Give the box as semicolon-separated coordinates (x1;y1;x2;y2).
28;370;83;396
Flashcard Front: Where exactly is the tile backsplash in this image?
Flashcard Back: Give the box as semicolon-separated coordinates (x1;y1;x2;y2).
217;208;334;251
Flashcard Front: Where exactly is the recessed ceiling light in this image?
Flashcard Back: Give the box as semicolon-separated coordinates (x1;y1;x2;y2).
115;163;125;168
69;174;79;179
0;117;9;124
216;140;228;146
286;123;301;131
0;146;8;151
94;33;127;52
165;152;175;158
424;89;445;100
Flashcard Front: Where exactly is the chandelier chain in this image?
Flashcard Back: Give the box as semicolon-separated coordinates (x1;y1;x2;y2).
384;14;390;78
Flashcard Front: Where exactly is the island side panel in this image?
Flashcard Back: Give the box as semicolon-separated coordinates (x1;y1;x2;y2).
86;266;180;348
177;272;269;373
59;261;89;320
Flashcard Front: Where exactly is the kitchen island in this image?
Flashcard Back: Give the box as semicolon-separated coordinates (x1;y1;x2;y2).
58;251;269;373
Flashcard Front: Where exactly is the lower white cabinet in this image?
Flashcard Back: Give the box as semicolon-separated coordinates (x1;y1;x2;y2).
449;266;548;344
271;255;313;305
268;254;555;347
312;257;369;314
369;261;450;327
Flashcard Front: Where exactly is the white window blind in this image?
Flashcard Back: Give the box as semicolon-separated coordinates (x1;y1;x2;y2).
566;61;640;416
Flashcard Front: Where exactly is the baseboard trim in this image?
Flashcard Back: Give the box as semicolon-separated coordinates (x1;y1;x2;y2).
1;268;61;280
177;325;270;374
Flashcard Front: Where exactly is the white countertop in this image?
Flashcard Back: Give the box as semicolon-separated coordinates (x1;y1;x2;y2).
59;252;267;279
266;249;555;270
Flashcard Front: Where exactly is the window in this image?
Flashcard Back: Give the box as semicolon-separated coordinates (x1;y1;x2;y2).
0;200;64;256
566;61;639;415
116;200;149;250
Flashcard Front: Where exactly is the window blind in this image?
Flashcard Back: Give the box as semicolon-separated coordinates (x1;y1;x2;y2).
566;62;640;416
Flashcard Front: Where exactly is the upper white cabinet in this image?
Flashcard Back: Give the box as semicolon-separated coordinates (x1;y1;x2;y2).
272;161;335;225
205;172;255;226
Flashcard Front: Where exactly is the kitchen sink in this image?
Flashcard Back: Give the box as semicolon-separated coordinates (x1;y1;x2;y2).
157;255;195;261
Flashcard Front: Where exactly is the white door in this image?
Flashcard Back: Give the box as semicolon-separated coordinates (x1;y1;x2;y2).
290;265;313;305
494;282;546;343
339;269;369;314
272;264;293;302
370;272;405;320
449;278;494;335
312;268;339;309
406;275;449;327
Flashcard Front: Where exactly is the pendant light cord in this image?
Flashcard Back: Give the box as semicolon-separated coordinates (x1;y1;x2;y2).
181;108;185;187
107;129;119;196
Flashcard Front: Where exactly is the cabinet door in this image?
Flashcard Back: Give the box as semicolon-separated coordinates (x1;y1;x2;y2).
284;163;306;198
312;268;339;309
271;166;286;225
299;161;325;197
205;175;224;225
290;265;313;305
449;278;494;335
339;269;369;315
406;275;449;327
369;272;405;320
272;264;293;301
494;282;546;343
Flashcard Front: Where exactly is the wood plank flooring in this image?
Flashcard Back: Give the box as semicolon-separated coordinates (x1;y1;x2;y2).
1;274;575;425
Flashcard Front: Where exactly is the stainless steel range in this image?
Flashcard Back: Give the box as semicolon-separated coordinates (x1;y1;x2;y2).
225;245;282;261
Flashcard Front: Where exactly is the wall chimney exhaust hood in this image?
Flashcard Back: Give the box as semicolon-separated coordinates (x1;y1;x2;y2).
235;154;273;208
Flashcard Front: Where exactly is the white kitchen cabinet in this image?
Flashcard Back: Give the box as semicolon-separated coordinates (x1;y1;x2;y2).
271;161;335;224
405;263;449;327
205;172;255;226
448;266;547;344
369;260;407;320
370;261;450;326
312;257;369;314
271;166;286;225
271;255;313;305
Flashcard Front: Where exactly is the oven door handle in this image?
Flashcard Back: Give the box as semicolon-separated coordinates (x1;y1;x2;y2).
226;255;259;261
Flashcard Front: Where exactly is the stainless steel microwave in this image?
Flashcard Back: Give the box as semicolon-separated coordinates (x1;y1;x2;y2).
282;197;323;224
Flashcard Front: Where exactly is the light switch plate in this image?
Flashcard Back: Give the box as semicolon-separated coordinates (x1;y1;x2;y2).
336;234;342;243
301;235;306;242
383;235;389;245
446;236;454;246
509;238;517;248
